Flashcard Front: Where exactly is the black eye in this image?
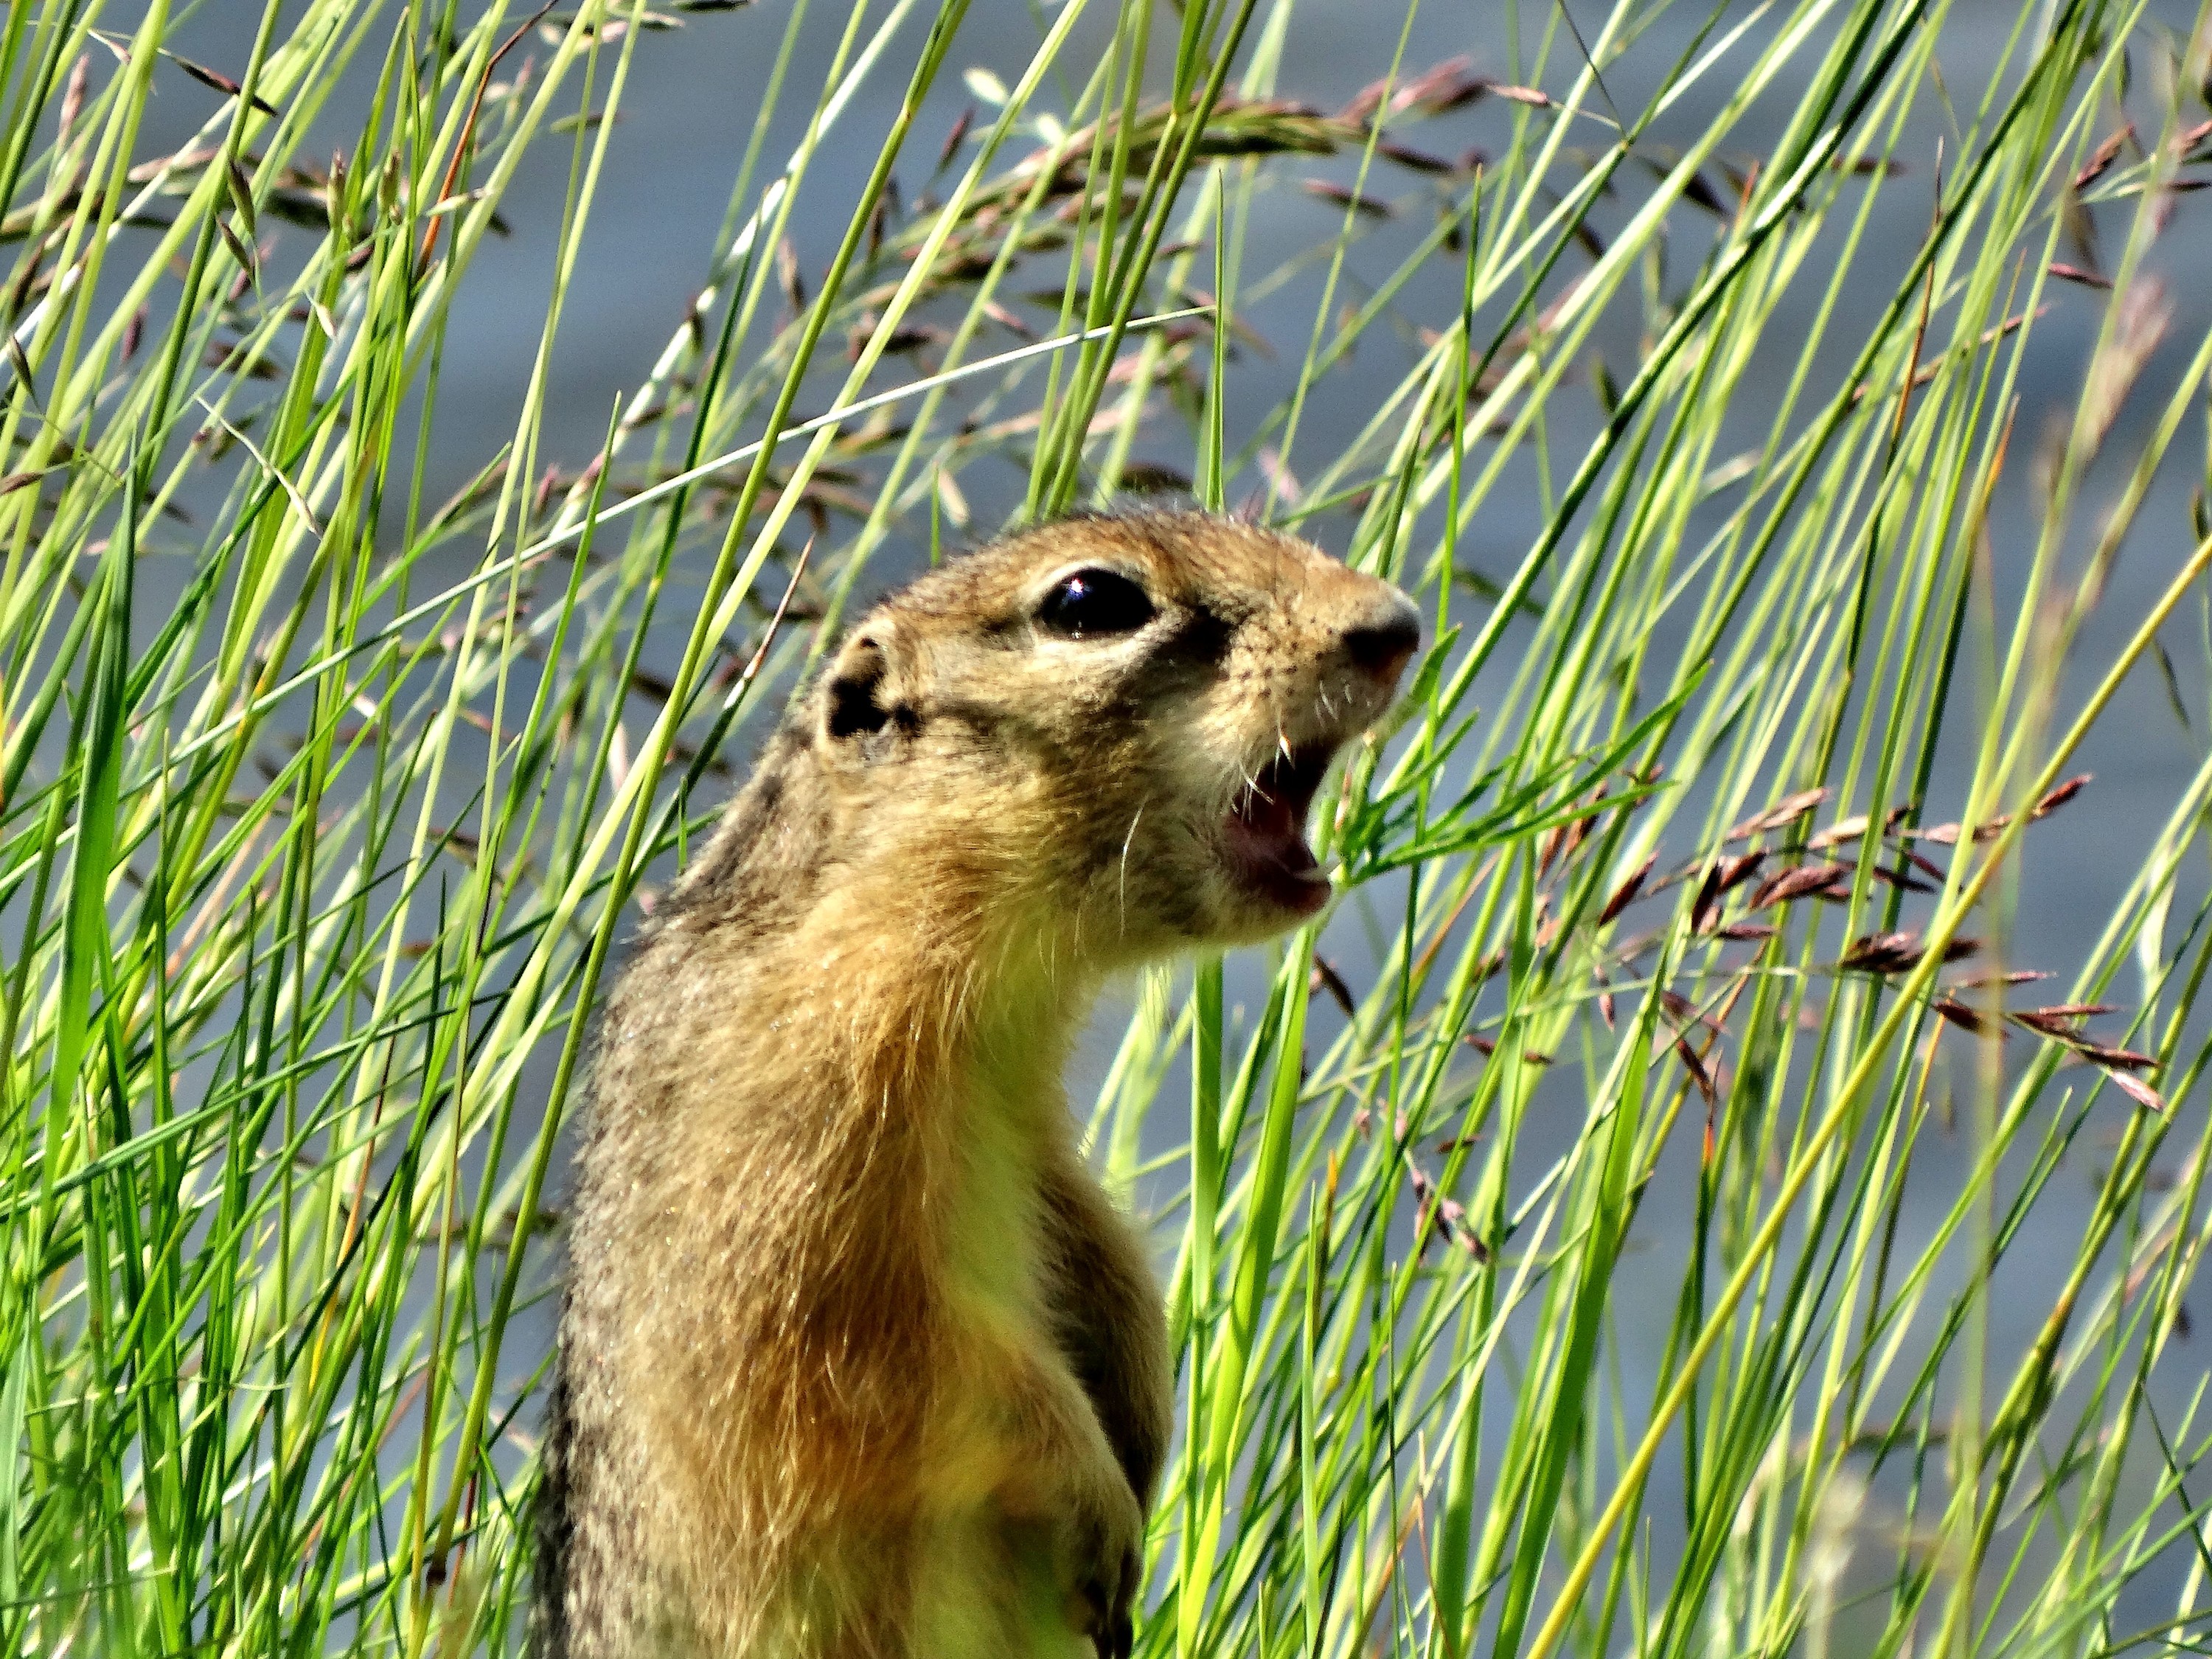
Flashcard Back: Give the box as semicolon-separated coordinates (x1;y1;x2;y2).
1037;568;1155;636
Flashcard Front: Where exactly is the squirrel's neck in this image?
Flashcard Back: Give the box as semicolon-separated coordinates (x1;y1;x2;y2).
711;844;1092;1335
766;838;1094;1142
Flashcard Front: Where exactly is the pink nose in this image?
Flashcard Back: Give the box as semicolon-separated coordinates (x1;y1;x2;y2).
1342;593;1422;687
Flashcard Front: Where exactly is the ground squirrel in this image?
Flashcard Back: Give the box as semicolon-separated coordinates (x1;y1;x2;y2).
535;507;1421;1658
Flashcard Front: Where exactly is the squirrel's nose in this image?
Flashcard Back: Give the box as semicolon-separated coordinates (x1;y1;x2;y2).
1341;591;1422;688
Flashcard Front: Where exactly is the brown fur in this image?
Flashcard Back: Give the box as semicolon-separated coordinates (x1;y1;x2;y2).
537;509;1419;1658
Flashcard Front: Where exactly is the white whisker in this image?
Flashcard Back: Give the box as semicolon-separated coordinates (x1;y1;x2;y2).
1118;803;1146;927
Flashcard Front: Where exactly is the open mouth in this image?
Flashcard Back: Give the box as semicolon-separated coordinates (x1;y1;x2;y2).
1224;743;1340;916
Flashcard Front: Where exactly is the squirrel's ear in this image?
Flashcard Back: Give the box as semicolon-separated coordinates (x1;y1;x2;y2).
823;635;892;742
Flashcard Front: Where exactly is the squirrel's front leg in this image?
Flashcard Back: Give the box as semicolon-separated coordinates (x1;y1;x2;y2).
1034;1150;1173;1655
975;1324;1146;1659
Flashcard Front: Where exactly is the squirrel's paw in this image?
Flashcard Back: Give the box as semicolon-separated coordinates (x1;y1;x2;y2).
1066;1472;1144;1659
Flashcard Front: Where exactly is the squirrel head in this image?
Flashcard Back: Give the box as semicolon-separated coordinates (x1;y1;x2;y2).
799;508;1421;964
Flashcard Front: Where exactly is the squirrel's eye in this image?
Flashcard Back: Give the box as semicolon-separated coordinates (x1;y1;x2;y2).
1037;568;1155;637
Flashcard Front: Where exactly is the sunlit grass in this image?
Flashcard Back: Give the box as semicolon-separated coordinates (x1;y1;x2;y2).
6;0;2212;1655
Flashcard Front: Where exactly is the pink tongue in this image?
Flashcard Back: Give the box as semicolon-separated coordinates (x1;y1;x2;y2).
1250;788;1309;860
1226;806;1329;912
1270;826;1321;874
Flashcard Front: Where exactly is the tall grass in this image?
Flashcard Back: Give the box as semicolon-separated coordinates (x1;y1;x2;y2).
6;0;2212;1654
